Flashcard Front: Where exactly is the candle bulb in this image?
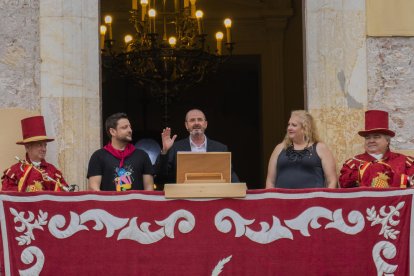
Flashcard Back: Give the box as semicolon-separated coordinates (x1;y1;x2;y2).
132;0;137;10
224;18;232;44
190;0;196;17
195;10;203;35
104;15;113;40
148;9;156;33
141;0;148;21
215;31;223;55
124;34;133;51
169;36;177;48
124;35;133;44
100;25;107;50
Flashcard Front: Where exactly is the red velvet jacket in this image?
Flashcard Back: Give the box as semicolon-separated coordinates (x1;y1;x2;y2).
1;159;67;192
339;150;414;188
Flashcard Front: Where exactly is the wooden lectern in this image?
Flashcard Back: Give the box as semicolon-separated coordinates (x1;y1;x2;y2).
164;152;247;198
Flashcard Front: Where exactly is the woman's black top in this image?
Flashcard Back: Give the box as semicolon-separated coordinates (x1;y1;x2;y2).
275;143;325;189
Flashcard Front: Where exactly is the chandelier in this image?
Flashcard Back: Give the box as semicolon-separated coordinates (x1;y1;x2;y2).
100;0;234;125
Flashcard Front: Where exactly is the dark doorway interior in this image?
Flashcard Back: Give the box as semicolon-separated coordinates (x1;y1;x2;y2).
102;55;262;188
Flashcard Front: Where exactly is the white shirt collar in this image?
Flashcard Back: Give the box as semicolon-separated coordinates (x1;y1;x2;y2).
32;161;41;167
189;135;207;152
369;153;383;160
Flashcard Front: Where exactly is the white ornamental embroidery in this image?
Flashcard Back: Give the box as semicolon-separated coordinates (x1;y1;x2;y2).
211;255;232;276
118;209;195;244
48;210;129;239
366;202;404;240
18;246;44;276
372;241;398;275
284;207;365;236
215;208;293;244
11;208;195;275
215;207;365;244
11;208;195;245
11;208;48;245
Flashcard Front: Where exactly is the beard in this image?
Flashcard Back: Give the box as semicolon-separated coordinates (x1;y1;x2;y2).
189;128;204;136
118;134;132;143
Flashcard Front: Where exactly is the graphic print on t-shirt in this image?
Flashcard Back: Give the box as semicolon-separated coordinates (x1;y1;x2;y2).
114;166;134;191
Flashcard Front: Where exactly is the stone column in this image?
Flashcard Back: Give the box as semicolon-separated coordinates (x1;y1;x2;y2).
39;0;101;189
304;1;367;167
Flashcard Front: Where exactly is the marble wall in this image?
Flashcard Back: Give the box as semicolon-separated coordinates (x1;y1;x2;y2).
0;0;41;170
305;0;414;170
0;0;101;189
0;0;40;110
305;1;367;168
367;37;414;150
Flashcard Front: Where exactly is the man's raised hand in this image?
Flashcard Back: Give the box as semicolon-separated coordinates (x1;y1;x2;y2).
161;127;177;154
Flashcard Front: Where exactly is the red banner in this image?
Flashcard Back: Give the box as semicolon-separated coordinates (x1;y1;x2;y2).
1;188;413;275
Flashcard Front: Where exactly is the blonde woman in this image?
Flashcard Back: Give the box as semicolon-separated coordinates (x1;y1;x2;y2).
265;110;337;189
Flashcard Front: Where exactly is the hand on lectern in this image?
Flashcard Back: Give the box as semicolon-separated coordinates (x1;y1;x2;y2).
161;127;177;154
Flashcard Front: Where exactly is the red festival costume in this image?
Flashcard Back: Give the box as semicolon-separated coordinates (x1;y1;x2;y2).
1;156;68;192
339;150;414;188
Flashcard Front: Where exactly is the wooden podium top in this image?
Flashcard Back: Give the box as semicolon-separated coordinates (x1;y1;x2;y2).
176;152;231;184
164;152;246;198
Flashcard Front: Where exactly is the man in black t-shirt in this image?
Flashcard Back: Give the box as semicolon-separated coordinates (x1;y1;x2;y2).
87;113;154;191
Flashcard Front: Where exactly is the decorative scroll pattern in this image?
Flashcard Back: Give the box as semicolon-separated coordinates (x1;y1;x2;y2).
18;246;44;276
215;208;293;244
118;209;195;244
366;202;405;240
11;208;48;245
285;207;365;236
22;209;196;244
48;210;129;239
8;201;406;275
372;241;398;275
215;207;365;244
11;208;196;275
214;203;405;275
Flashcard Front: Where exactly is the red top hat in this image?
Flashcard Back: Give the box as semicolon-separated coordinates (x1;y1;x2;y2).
358;110;395;137
16;116;55;145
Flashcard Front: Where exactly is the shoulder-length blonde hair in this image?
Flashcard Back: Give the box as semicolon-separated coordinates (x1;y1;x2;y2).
282;110;320;149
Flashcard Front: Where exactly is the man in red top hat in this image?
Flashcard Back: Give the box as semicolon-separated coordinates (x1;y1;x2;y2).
339;110;414;188
1;115;68;192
